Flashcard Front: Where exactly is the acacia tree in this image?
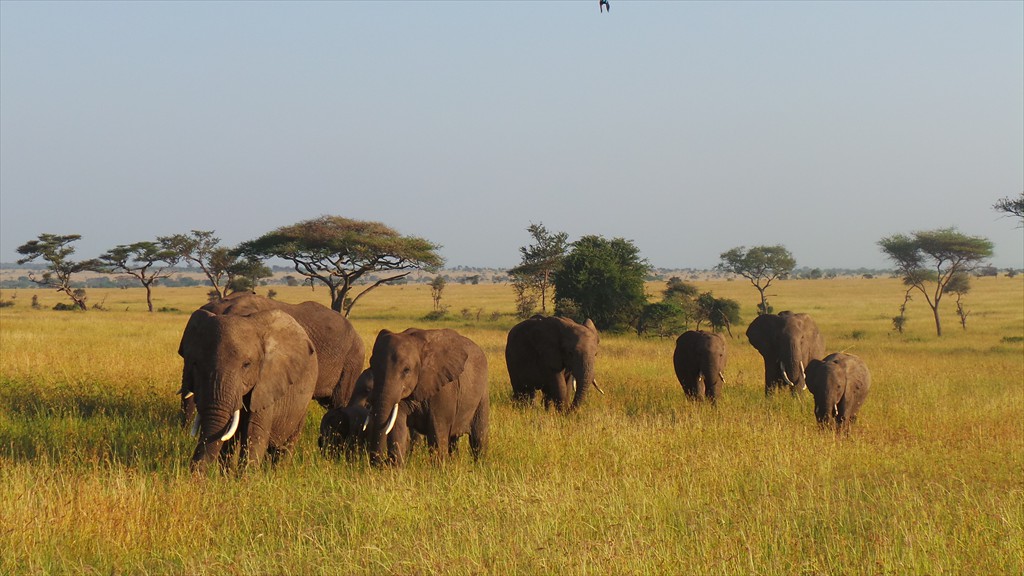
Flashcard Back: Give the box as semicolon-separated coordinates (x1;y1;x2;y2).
16;234;99;310
236;216;444;316
716;245;796;315
944;272;972;331
95;242;180;312
159;230;234;299
553;235;650;331
993;192;1024;226
878;228;993;336
508;223;568;314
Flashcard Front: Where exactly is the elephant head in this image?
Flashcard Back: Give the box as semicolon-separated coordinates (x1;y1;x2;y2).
365;328;472;465
318;368;375;457
746;311;824;396
506;315;601;411
805;352;871;429
178;308;317;473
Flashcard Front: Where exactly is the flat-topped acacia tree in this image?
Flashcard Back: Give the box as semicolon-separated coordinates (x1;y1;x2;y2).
236;216;444;316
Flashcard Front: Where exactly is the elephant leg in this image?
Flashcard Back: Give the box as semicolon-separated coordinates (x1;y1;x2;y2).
511;387;537;406
469;399;489;461
542;372;570;412
764;361;781;396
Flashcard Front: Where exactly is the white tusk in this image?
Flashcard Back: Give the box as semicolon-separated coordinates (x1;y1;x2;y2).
592;379;605;395
183;391;194;400
362;413;370;433
384;403;399;435
779;362;795;387
800;361;807;390
719;372;726;384
189;415;201;438
571;376;577;394
220;410;240;441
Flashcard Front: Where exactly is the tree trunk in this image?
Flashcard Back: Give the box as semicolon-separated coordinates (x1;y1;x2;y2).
145;284;154;312
932;305;943;337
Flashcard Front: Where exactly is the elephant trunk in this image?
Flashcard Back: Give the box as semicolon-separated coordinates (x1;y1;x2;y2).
569;356;597;410
190;398;242;473
368;384;402;465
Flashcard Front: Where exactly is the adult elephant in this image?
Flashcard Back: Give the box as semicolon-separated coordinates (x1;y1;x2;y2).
179;293;365;427
805;353;871;430
179;309;318;473
673;330;728;403
505;315;601;412
746;311;825;396
365;328;489;466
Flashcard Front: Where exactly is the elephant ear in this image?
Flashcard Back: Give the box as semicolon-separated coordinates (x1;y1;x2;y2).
250;310;317;414
412;330;469;402
178;309;217;358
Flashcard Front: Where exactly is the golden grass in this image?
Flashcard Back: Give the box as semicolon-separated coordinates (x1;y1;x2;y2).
1;277;1022;574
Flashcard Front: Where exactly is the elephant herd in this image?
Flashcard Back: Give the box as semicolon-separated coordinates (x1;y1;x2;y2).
177;294;869;474
675;310;872;425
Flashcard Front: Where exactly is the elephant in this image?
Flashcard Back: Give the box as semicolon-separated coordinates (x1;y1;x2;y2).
805;353;871;430
318;368;374;458
365;328;489;466
178;308;319;473
179;292;365;428
673;330;728;403
746;311;825;396
505;315;601;411
318;368;424;460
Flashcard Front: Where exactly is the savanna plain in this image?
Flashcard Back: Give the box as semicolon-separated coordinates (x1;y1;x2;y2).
1;277;1022;575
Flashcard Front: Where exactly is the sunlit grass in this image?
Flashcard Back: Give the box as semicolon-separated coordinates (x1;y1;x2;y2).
1;277;1022;574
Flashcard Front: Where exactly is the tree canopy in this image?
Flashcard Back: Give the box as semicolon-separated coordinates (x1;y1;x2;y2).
508;223;568;315
716;245;796;315
95;241;179;312
16;234;99;310
993;192;1024;226
878;227;993;336
236;216;444;315
554;235;650;331
159;230;233;299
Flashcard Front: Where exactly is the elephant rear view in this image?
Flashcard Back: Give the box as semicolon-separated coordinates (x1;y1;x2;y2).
746;311;825;396
805;352;871;431
366;328;489;466
179;309;318;474
505;315;601;412
673;330;728;403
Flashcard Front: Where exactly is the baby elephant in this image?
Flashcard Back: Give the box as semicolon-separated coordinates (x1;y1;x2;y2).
805;352;871;430
673;330;728;403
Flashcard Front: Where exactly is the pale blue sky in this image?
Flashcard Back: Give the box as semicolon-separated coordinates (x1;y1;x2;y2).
2;1;1022;269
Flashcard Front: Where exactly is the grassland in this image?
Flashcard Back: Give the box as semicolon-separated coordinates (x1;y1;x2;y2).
1;277;1022;575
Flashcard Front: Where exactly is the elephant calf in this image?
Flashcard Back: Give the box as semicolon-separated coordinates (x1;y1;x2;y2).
805;352;871;431
673;330;728;403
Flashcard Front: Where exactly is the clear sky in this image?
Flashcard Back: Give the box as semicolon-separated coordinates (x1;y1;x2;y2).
1;1;1022;270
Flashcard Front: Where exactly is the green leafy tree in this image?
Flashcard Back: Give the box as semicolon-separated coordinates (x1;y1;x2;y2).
16;234;100;310
993;192;1024;226
236;216;443;316
553;235;650;331
637;301;689;338
694;292;742;336
159;230;232;299
508;223;569;314
95;241;180;312
878;228;993;336
716;245;796;315
226;255;273;294
430;275;447;311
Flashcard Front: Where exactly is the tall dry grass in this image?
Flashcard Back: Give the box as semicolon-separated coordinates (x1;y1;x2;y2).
1;277;1021;574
